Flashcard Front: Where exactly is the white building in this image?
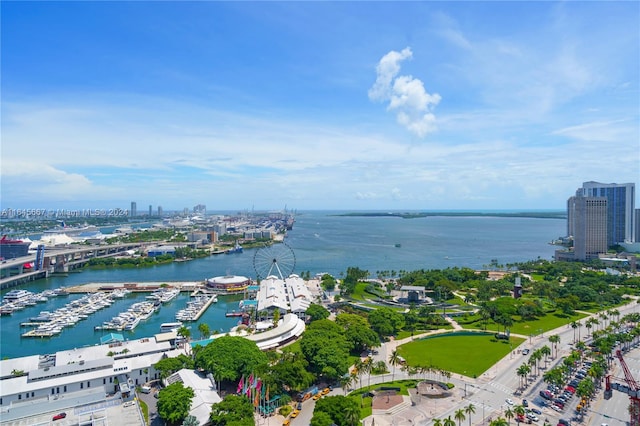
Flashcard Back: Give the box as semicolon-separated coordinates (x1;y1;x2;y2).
256;274;313;320
0;333;181;418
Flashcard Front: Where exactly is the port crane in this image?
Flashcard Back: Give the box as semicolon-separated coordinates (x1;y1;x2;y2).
604;349;640;426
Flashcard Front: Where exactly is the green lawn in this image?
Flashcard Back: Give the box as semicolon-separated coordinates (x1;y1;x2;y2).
397;332;525;378
396;325;453;340
508;311;587;335
459;310;587;336
348;379;420;418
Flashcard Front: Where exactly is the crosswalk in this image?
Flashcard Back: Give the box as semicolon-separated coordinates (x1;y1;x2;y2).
489;381;515;395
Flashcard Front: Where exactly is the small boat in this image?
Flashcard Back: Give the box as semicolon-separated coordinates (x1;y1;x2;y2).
160;322;183;333
225;241;243;254
394;243;401;248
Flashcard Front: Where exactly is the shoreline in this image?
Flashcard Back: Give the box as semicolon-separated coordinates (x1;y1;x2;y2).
334;211;567;219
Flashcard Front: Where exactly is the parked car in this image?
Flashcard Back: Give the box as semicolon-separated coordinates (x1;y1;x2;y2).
522;399;528;407
558;419;571;426
290;410;300;418
523;349;530;355
530;408;542;415
53;413;67;421
527;413;539;422
540;390;552;399
506;398;514;405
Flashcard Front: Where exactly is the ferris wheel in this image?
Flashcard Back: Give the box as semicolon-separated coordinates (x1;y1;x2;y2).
253;242;296;281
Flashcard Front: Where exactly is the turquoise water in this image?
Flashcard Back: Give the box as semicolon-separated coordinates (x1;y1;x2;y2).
0;211;566;359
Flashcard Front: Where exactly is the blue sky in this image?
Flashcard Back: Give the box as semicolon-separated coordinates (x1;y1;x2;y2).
2;1;638;212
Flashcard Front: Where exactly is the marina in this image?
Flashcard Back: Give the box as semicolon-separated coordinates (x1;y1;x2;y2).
95;300;160;331
175;294;217;322
20;292;114;338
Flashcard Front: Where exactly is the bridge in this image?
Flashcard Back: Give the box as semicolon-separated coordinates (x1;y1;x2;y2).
0;242;150;290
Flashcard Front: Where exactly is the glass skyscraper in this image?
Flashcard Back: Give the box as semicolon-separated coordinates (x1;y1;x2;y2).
578;182;635;245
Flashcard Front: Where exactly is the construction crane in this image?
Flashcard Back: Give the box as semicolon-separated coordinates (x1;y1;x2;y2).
604;349;640;426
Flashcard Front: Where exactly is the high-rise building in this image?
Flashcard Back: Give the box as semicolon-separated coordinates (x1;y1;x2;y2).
572;196;608;260
193;204;206;216
635;209;640;243
130;202;137;217
578;182;635;244
158;206;163;217
149;205;152;216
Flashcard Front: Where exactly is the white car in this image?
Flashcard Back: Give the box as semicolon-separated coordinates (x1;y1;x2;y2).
526;413;539;422
506;398;514;405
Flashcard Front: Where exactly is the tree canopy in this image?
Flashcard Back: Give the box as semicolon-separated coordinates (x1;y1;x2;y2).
154;354;195;379
367;307;405;337
194;336;268;383
335;313;380;351
299;319;350;380
209;394;255;426
306;303;331;322
312;395;360;426
157;381;195;425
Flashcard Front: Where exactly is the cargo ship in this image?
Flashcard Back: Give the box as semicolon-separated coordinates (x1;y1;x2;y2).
0;236;31;259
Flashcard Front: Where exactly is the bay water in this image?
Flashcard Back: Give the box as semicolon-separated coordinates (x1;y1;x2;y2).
0;211;566;359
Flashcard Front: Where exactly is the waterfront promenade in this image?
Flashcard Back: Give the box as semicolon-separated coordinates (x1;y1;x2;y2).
64;281;203;293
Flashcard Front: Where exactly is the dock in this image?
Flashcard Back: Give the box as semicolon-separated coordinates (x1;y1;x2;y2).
192;295;216;321
175;294;217;322
65;281;204;293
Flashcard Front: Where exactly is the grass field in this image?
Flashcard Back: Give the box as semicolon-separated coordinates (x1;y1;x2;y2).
459;310;587;336
396;332;525;378
348;379;420;419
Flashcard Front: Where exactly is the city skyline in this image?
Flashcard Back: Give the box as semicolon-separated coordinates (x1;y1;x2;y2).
2;2;639;211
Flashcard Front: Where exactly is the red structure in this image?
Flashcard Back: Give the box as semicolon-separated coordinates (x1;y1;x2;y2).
604;349;640;426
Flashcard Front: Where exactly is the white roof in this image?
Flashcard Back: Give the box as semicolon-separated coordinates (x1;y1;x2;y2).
169;368;222;426
207;275;250;284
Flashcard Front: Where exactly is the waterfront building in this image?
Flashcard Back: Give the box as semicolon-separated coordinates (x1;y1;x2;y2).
578;181;635;245
572;196;608;260
130;201;137;218
148;205;152;216
146;245;179;257
0;333;180;415
256;274;313;320
205;275;251;292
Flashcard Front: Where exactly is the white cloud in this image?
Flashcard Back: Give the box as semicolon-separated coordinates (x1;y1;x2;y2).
369;48;441;137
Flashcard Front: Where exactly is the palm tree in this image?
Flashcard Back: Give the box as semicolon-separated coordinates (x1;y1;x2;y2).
454;409;466;426
344;403;360;426
389;350;401;382
490;417;509;426
540;345;551;366
197;322;210;340
548;334;560;359
464;403;476;426
570;321;578;343
433;419;443;426
443;416;456;426
361;356;373;388
339;374;354;395
513;405;525;418
504;407;514;425
516;364;530;388
178;326;191;354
